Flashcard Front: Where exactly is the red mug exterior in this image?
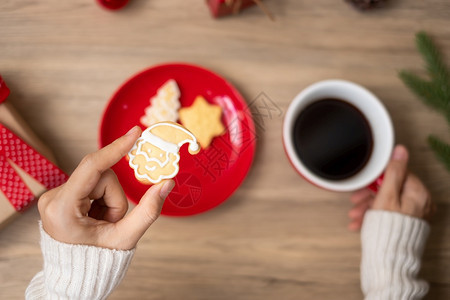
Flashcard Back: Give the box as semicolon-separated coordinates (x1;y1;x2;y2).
368;174;384;193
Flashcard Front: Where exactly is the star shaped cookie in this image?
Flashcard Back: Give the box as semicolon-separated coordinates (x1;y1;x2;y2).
179;96;225;149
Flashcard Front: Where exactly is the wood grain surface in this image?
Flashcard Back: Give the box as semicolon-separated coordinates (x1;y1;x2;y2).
0;0;449;299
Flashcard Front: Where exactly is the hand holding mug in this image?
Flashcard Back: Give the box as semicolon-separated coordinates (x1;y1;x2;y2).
348;145;434;231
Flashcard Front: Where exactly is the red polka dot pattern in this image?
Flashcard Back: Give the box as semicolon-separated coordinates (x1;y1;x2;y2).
0;124;68;211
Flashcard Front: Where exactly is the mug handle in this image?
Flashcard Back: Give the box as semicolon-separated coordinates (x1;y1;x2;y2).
368;174;384;193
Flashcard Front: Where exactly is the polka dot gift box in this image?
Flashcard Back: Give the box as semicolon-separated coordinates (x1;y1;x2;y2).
0;75;68;230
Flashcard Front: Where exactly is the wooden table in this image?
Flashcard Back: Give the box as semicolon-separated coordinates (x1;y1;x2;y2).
1;0;449;299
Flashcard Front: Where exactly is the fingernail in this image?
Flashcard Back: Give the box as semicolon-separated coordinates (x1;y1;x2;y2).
159;180;175;199
125;126;139;136
392;145;407;160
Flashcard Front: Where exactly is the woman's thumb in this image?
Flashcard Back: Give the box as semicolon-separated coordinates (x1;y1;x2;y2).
377;145;409;203
113;180;174;248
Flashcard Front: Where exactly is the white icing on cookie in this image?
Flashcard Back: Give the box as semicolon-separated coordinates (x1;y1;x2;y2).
141;131;178;153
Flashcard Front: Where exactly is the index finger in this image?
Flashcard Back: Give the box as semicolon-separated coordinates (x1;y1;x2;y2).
65;126;141;198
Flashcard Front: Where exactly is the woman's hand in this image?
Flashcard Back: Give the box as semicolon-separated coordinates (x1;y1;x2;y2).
348;145;434;231
38;126;174;250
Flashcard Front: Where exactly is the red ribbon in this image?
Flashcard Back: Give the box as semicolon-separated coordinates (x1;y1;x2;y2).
0;124;68;211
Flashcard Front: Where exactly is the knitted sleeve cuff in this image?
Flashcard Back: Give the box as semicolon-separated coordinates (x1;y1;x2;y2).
360;210;430;300
26;221;135;300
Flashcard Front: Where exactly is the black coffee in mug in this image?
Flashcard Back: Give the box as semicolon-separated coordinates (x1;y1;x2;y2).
292;98;373;180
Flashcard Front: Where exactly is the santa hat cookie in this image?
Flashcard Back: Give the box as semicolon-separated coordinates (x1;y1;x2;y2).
128;122;200;184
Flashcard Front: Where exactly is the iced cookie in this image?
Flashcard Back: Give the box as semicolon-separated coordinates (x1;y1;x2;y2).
179;96;225;149
140;79;181;127
128;122;200;184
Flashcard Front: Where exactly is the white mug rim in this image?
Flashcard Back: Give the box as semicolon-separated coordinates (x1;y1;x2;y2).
283;79;394;192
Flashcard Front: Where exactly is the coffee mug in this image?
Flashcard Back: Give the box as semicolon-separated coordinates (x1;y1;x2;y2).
283;80;394;192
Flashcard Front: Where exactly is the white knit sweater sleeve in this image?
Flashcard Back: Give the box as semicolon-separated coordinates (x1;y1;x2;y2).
360;210;430;300
25;222;135;300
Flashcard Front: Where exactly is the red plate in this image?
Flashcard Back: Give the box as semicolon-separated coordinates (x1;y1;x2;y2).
99;63;256;216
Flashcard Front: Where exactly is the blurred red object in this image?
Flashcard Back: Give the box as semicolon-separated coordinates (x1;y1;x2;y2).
97;0;130;10
0;76;10;104
206;0;257;18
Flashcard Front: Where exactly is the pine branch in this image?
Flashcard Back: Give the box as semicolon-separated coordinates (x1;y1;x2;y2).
416;31;450;86
399;70;448;113
399;31;450;173
416;32;450;108
399;32;450;113
428;135;450;172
